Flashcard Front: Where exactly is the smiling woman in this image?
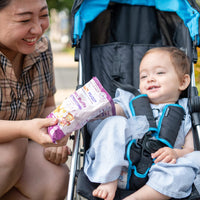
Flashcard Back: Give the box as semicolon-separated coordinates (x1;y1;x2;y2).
0;0;49;57
0;0;69;199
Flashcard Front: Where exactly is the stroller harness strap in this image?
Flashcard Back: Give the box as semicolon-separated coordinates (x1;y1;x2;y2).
125;94;185;190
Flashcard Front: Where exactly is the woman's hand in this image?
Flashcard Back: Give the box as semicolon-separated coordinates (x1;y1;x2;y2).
151;147;178;164
44;145;71;165
23;118;63;147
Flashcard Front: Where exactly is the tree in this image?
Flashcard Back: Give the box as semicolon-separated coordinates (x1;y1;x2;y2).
47;0;74;12
196;0;200;7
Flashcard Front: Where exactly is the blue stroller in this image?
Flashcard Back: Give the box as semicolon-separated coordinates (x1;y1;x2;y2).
67;0;200;199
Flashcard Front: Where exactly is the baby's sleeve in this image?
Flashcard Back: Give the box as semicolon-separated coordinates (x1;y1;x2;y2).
174;98;192;148
180;98;192;137
113;88;135;118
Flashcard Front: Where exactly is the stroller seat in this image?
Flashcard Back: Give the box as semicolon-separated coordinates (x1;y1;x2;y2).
76;169;200;200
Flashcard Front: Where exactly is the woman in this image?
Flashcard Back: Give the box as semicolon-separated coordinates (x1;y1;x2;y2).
0;0;69;199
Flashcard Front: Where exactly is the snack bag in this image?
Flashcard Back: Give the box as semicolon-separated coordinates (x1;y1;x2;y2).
47;77;116;143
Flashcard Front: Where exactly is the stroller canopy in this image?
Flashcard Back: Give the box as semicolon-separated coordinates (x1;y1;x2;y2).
72;0;200;46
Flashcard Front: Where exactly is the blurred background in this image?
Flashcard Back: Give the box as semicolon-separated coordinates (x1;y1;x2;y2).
46;0;77;106
47;0;74;48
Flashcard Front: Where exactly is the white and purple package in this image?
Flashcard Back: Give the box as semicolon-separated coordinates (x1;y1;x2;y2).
47;77;116;143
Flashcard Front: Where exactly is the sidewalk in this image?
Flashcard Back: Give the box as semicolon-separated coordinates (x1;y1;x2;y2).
51;41;77;68
53;52;78;68
53;51;78;106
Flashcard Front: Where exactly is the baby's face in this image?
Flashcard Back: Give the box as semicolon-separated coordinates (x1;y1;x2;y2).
139;51;182;105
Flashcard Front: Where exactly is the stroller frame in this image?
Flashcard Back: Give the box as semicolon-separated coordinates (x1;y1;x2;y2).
67;0;200;199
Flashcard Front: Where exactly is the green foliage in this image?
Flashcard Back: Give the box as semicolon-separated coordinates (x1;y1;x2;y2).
47;0;74;12
195;48;200;93
196;0;200;7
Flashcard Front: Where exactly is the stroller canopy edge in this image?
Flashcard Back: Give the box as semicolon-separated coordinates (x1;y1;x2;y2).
73;0;110;45
72;0;200;46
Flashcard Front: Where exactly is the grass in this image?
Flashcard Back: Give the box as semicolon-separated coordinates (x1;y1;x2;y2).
195;48;200;94
62;45;75;55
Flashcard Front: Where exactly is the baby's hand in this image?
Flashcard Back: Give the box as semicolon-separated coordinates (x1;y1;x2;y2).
151;147;177;164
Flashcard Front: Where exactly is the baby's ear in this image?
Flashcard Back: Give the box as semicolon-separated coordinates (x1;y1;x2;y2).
179;74;190;91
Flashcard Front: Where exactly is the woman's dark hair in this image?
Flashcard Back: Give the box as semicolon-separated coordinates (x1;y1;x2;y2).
0;0;11;11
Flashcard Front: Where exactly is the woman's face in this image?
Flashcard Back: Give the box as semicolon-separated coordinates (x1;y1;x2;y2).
0;0;49;55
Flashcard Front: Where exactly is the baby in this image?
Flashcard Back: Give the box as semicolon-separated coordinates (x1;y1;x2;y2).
84;47;199;200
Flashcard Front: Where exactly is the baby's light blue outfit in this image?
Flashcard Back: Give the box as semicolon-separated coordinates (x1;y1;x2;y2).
84;88;200;198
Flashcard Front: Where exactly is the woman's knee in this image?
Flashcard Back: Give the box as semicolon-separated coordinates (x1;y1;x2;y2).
0;138;28;175
21;141;69;200
50;164;69;199
0;139;28;196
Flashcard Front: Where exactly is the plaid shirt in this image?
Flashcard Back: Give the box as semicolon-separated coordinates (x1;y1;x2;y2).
0;36;56;120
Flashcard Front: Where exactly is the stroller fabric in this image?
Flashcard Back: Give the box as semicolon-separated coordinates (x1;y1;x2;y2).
72;0;200;46
70;0;200;199
126;94;185;190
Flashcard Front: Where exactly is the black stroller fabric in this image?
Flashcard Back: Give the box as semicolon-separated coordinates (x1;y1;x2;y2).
76;169;200;200
77;4;193;98
70;1;200;199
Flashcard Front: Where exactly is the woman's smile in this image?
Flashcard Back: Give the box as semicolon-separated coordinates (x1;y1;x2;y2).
23;37;38;46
